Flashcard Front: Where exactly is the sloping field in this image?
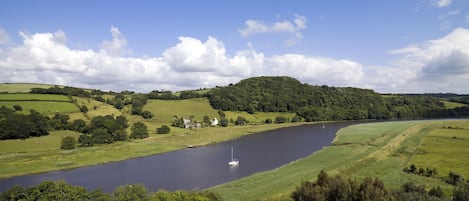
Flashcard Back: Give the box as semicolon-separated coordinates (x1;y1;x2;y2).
0;130;81;154
441;100;468;109
0;83;55;93
0;101;79;114
0;94;71;102
144;98;219;124
410;121;469;178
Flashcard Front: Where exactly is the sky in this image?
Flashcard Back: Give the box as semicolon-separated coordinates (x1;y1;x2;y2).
1;0;469;93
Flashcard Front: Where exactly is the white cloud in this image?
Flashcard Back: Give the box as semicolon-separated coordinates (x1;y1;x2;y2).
379;27;469;93
99;26;132;56
0;28;9;44
2;26;468;93
435;0;452;7
239;15;307;46
0;27;368;92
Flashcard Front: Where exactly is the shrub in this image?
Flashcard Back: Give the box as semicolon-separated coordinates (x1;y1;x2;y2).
156;125;171;134
61;136;76;150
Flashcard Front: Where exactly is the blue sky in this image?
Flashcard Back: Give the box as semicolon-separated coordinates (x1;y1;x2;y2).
1;0;469;93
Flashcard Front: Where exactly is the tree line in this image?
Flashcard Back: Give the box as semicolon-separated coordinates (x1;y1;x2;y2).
0;181;222;201
207;76;469;121
0;106;49;140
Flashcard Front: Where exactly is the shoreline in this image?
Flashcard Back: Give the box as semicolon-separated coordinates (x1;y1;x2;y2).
0;122;313;180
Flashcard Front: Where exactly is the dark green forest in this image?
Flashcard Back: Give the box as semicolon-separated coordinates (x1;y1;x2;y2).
207;76;469;121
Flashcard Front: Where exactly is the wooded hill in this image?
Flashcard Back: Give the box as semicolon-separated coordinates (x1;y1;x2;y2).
207;76;469;121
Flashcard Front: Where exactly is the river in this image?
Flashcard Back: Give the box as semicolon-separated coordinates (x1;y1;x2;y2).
0;121;359;192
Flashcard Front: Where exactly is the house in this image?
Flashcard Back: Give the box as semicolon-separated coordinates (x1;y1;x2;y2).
211;118;219;126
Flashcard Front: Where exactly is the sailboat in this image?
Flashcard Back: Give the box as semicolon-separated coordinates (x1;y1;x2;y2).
228;146;239;166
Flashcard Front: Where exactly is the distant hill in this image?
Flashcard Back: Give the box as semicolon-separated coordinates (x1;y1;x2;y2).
207;76;469;121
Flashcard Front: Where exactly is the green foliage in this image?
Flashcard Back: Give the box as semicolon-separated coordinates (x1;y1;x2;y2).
291;171;450;201
265;118;273;124
172;117;185;128
220;118;229;127
77;115;129;146
275;116;287;124
80;104;88;113
208;76;469;121
61;136;77;150
453;182;469;201
13;105;22;111
156;125;171;134
235;116;247;125
31;85;91;98
0;107;49;140
131;122;149;139
0;181;221;201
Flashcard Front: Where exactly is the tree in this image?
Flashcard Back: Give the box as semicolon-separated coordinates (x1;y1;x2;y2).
454;182;469;201
13;105;22;111
141;110;153;119
131;122;149;139
112;184;148;201
220;118;229;127
235;116;247;125
275;116;287;124
203;115;211;125
156;125;171;134
80;105;88;113
61;136;76;150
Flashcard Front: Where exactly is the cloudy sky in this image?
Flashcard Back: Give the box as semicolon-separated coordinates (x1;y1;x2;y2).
1;0;469;93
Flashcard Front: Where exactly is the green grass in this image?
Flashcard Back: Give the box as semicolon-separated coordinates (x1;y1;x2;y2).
0;94;71;102
0;83;55;93
144;98;219;124
0;130;81;154
410;121;469;178
441;100;468;109
210;120;467;201
0;101;79;114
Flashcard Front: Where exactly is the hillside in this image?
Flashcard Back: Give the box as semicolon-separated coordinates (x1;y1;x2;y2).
207;76;469;121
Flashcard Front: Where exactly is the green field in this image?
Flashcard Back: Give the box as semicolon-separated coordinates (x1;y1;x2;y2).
442;100;468;109
0;101;79;114
210;120;468;201
0;130;81;154
0;83;55;93
410;121;469;178
0;94;71;102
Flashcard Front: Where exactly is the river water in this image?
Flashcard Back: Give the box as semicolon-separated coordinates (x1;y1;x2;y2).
0;122;359;192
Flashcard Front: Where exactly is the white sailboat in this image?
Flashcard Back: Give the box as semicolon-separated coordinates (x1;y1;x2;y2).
228;146;239;166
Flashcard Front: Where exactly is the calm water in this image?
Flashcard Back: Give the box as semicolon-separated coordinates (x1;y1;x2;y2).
0;122;359;192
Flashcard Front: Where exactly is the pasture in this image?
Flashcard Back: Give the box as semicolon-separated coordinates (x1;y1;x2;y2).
410;121;469;178
0;83;54;93
0;101;79;114
441;100;468;109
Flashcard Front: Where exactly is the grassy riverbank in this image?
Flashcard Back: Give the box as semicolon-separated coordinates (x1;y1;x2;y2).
210;120;469;201
0;122;307;179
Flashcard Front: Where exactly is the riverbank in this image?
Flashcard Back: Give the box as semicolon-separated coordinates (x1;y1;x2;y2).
210;119;469;201
0;122;309;179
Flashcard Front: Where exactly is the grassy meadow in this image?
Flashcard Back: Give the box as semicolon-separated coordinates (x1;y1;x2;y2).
441;100;468;109
0;83;55;93
210;120;469;201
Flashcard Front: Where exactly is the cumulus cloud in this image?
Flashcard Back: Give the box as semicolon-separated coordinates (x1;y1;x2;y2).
0;28;9;44
380;27;469;93
239;15;307;46
0;26;368;92
99;26;132;56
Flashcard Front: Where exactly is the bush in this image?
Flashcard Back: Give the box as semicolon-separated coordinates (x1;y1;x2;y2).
130;122;149;139
275;116;287;124
265;118;273;124
13;105;22;111
156;125;171;134
141;110;153;119
61;136;76;150
220;118;229;127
